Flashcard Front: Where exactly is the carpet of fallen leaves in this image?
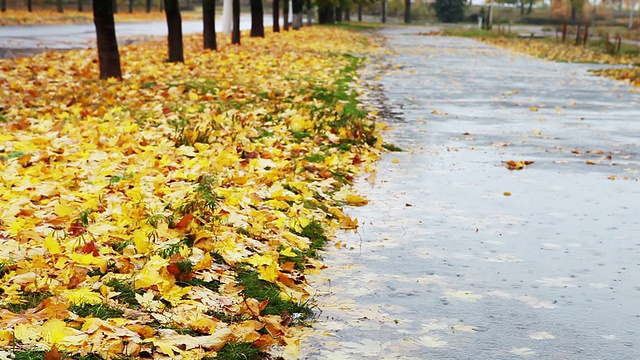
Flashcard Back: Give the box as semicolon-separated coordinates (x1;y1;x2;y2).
0;9;201;26
0;27;383;359
480;37;640;87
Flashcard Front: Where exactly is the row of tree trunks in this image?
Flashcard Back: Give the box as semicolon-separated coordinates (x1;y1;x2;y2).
93;0;121;79
203;0;217;50
283;0;289;30
164;0;184;62
250;0;265;37
232;0;241;44
93;0;301;79
292;0;303;29
273;0;280;32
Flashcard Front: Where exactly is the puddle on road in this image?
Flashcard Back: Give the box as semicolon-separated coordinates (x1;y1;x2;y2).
300;27;640;359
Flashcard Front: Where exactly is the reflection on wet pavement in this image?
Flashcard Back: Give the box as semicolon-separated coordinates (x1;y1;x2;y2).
301;27;640;359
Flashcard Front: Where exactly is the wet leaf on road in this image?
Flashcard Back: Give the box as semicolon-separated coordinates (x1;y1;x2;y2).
504;160;534;170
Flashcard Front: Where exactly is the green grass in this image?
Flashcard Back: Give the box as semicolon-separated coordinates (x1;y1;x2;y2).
382;143;403;152
0;151;26;162
236;268;313;320
9;349;128;360
441;27;517;38
6;292;53;313
321;22;382;32
105;279;144;308
10;349;45;360
69;303;123;320
208;341;264;360
293;219;329;259
178;277;221;292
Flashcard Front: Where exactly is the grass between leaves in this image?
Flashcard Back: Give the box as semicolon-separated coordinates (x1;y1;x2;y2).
0;27;386;359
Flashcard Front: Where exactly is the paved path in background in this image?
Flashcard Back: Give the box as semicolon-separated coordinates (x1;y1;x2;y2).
301;27;640;359
0;15;272;58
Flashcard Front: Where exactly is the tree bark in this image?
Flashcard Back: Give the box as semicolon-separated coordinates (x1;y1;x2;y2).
232;0;241;44
358;2;362;21
28;0;33;12
164;0;184;62
203;0;217;50
1;0;6;12
318;4;334;24
273;0;280;32
404;0;411;23
250;0;265;36
345;7;350;21
112;0;118;13
78;0;83;12
382;0;386;23
283;0;289;30
306;0;312;25
146;0;152;13
292;0;303;29
57;0;63;13
336;7;342;22
527;0;533;15
93;0;122;79
129;0;133;13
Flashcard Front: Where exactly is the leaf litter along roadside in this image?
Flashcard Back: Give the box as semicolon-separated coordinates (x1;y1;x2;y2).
0;9;202;26
435;28;640;88
0;27;389;359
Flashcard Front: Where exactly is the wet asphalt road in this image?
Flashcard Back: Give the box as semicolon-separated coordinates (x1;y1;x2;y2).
301;27;640;359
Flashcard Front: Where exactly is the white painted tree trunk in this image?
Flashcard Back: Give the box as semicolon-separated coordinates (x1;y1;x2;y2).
222;0;233;34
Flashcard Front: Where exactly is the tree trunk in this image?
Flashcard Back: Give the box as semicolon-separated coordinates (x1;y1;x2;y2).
292;0;303;29
336;7;342;22
129;0;133;13
146;0;152;13
203;0;217;50
164;0;184;62
250;0;265;36
404;0;411;23
78;0;83;12
1;0;6;12
382;0;387;23
273;0;280;32
571;6;577;24
232;0;241;44
112;0;118;13
527;0;533;15
57;0;63;13
520;0;525;15
345;7;350;21
283;0;289;30
358;2;362;21
306;0;312;25
318;4;334;24
93;0;122;79
28;0;33;12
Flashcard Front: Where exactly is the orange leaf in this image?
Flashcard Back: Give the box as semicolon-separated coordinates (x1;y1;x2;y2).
80;241;100;257
44;345;64;360
166;263;181;277
175;213;193;229
280;262;296;273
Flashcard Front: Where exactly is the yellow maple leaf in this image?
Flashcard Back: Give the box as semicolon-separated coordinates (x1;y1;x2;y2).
346;194;369;206
62;287;103;305
257;262;279;283
279;247;298;257
44;233;62;255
